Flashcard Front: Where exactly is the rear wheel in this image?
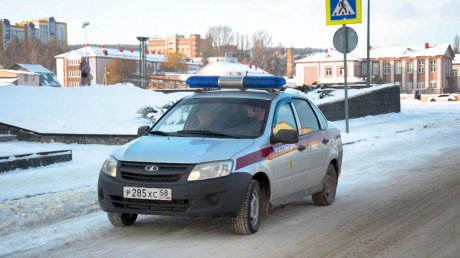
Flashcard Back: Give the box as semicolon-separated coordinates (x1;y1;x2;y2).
233;179;262;235
430;99;435;102
108;212;138;226
312;164;338;206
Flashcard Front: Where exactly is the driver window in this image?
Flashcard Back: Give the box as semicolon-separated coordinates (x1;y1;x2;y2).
272;102;298;134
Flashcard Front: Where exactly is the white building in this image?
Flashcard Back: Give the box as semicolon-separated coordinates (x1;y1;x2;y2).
55;46;201;87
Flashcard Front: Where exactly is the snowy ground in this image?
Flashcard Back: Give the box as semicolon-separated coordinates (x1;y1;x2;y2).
0;85;459;257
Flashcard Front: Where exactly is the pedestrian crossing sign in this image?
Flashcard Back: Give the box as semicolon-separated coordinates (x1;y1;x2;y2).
326;0;362;25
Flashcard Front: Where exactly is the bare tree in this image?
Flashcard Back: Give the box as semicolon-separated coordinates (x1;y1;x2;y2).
251;31;272;70
161;52;187;73
454;35;460;53
206;26;235;56
2;38;68;73
105;58;136;84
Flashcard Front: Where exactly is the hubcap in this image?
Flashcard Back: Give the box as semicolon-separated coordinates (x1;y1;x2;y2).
250;191;259;225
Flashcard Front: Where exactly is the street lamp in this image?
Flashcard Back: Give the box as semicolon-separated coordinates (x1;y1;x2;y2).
137;36;149;88
82;22;90;61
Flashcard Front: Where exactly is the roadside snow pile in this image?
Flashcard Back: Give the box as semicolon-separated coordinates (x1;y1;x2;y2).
0;83;396;134
0;83;191;134
0;187;98;236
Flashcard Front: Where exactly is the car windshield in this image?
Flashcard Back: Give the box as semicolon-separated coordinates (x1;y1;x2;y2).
152;97;271;138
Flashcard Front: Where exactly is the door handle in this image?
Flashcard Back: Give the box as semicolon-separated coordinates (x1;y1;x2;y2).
322;138;330;145
297;144;306;151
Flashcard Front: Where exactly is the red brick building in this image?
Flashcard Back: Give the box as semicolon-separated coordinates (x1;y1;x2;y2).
148;34;209;58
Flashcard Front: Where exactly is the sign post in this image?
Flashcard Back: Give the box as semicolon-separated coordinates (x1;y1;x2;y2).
326;0;361;133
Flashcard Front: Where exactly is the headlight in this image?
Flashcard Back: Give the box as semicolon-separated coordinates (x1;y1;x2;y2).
187;160;233;181
101;156;118;177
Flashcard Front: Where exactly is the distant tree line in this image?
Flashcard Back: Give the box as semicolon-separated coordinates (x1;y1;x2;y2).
0;38;68;73
200;25;321;76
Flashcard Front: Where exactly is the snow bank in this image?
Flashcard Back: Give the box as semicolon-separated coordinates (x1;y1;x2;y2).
0;83;396;134
0;83;191;134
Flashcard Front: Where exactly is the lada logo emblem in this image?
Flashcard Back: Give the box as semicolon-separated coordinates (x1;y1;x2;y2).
145;165;159;172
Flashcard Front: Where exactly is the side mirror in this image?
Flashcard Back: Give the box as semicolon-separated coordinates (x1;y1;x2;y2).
271;129;299;144
137;126;150;137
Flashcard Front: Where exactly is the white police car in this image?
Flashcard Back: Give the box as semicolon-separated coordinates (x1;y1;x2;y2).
98;76;343;234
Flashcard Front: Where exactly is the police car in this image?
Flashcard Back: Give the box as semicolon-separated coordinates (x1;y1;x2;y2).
98;76;343;235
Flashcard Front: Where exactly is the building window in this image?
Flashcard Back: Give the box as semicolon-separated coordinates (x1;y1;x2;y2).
406;61;413;73
24;74;29;82
372;62;379;75
430;60;436;73
383;62;390;74
325;68;332;76
417;81;425;89
68;59;80;66
361;62;367;76
406;81;413;89
453;69;458;77
429;81;437;89
395;61;402;74
339;67;344;76
418;60;425;73
68;70;80;78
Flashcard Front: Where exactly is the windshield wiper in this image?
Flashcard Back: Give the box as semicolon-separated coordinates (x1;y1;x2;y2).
148;130;170;136
177;130;240;138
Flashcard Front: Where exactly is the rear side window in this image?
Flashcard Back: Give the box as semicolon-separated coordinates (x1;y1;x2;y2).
310;102;328;129
293;99;320;134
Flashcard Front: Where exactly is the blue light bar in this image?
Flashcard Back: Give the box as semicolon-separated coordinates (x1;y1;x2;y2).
186;76;220;88
186;76;286;89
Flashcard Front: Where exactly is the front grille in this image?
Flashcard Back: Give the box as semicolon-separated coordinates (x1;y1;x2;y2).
119;161;193;183
111;196;190;212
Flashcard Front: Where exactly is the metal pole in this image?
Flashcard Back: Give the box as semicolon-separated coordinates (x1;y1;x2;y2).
343;25;349;133
366;0;370;87
82;22;89;62
139;41;143;88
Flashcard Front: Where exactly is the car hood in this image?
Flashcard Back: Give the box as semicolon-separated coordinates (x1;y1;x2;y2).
111;136;255;164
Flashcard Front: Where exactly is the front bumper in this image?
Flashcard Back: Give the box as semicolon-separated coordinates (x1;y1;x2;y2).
98;171;251;218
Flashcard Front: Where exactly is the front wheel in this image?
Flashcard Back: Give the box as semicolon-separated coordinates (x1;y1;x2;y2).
107;212;138;226
312;164;338;206
233;179;262;235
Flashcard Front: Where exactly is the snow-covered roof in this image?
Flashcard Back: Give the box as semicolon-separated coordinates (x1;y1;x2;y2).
295;49;361;63
0;69;37;75
453;56;460;65
14;64;53;74
55;46;200;65
195;61;272;76
296;44;453;63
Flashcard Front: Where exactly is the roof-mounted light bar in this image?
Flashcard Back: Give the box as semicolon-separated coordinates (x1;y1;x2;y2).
186;76;286;90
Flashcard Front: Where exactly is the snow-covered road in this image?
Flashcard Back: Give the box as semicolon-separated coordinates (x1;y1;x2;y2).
1;101;459;257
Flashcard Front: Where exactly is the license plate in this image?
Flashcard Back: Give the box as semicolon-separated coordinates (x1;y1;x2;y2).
123;186;172;201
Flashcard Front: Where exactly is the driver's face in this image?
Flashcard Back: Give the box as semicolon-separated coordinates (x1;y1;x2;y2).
198;110;212;125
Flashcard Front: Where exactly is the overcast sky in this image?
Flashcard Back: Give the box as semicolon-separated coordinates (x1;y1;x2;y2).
2;0;459;50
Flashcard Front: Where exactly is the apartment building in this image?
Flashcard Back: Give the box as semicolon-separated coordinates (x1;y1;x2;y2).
148;34;209;58
295;43;457;94
0;17;67;52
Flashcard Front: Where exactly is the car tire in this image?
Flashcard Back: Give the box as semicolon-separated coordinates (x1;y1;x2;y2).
448;99;453;102
430;99;435;102
312;164;338;206
108;212;138;226
233;179;262;235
